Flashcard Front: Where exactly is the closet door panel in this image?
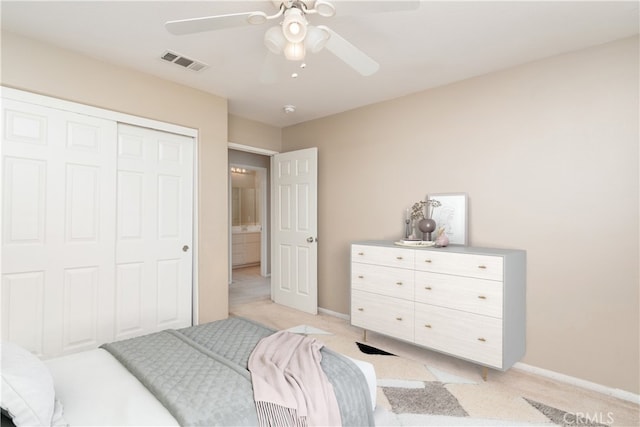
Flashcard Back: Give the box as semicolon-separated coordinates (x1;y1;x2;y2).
1;272;45;355
115;124;193;340
1;99;117;357
2;157;47;252
115;263;144;337
62;266;99;352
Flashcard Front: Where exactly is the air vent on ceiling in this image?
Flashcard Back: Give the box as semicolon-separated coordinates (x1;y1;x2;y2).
160;50;208;72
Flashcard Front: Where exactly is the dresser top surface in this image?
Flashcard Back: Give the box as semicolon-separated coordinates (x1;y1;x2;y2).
352;240;525;256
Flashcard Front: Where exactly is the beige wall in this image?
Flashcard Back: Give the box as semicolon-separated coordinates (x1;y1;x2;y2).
1;31;230;324
282;36;639;394
228;114;282;152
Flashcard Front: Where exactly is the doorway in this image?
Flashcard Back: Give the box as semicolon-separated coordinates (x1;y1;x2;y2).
228;149;271;300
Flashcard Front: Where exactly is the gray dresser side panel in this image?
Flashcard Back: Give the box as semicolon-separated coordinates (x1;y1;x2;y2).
502;250;527;369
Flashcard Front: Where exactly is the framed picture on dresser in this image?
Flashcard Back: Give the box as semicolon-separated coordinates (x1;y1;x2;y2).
428;193;468;245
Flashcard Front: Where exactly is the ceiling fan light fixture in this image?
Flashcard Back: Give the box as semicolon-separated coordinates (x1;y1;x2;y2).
284;42;306;61
264;25;286;54
305;25;329;53
282;7;307;43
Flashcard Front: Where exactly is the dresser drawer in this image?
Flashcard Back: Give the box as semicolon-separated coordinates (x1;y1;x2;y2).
351;290;414;342
415;303;503;368
415;271;503;318
352;244;414;269
352;263;414;301
414;251;503;281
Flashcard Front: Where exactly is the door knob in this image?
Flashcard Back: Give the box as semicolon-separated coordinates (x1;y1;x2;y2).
306;237;315;243
182;245;190;252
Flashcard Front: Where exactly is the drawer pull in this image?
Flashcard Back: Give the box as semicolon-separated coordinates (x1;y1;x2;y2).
396;282;403;286
424;286;432;290
424;259;432;263
357;307;364;311
358;275;364;279
478;265;487;269
396;256;403;260
478;295;487;299
358;252;364;256
424;324;432;328
478;337;487;342
396;317;403;321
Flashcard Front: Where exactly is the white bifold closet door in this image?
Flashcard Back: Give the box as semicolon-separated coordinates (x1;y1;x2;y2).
1;98;193;358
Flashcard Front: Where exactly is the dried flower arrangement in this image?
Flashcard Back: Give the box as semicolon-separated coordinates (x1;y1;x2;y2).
410;199;441;221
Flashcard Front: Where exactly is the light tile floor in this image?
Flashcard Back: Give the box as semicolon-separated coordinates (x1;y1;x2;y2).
229;265;271;307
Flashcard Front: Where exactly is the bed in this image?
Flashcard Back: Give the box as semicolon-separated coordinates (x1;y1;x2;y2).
1;317;376;427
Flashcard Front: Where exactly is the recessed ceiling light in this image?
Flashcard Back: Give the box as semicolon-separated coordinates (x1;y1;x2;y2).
283;105;296;114
291;72;299;78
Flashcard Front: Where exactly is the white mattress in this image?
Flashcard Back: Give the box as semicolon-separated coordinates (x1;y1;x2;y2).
45;348;377;426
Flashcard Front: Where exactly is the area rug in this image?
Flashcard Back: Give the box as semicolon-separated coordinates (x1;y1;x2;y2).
281;328;540;425
231;301;638;427
297;334;620;426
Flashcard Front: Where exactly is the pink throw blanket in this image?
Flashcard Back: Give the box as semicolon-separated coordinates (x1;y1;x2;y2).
248;330;341;427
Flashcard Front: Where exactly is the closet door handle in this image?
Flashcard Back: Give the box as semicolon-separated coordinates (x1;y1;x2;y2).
182;245;190;252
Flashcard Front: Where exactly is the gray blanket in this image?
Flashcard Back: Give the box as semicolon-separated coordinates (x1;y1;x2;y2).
101;317;374;426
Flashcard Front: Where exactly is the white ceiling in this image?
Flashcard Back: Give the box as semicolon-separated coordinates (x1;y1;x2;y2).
1;1;638;128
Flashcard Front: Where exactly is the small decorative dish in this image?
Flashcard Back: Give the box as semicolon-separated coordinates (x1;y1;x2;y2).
394;240;435;247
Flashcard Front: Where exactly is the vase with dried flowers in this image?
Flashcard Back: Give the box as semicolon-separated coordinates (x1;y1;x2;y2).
410;199;441;241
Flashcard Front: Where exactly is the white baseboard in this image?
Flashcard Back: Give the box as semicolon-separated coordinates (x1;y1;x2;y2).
318;307;349;320
514;362;640;404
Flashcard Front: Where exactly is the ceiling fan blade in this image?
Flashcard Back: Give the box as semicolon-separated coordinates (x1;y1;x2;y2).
332;0;420;17
317;25;379;76
166;11;259;35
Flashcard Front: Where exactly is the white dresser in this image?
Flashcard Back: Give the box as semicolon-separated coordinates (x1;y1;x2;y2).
351;241;526;372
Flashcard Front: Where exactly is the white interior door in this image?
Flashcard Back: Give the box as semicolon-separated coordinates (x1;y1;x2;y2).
2;99;117;357
271;148;318;314
115;124;193;339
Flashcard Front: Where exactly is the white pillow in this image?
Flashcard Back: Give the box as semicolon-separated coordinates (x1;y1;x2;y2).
1;341;59;426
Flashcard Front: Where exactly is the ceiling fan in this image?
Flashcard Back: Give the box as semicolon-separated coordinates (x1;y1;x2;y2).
165;0;418;78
